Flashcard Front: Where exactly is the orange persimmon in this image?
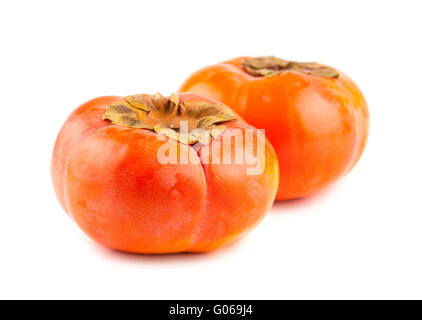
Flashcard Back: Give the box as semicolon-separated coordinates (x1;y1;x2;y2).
51;92;278;253
179;56;369;200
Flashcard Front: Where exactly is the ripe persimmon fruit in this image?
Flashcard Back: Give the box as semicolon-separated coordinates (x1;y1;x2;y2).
52;92;279;253
179;56;369;200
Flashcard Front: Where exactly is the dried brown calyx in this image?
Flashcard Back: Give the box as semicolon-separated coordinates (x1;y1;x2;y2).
103;93;237;145
241;56;339;78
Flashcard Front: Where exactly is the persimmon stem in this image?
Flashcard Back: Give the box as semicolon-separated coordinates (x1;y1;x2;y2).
103;93;236;145
241;56;339;78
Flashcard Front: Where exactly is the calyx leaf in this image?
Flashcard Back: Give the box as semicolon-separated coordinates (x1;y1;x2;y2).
103;93;236;145
241;56;339;78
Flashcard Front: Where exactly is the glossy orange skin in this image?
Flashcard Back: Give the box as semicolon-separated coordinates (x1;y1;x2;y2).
51;93;278;253
179;57;369;200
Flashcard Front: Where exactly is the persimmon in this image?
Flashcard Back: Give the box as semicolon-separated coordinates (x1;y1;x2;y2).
51;92;278;253
179;56;369;200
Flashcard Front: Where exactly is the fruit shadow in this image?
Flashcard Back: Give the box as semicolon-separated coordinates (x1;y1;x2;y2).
271;182;340;213
90;235;245;264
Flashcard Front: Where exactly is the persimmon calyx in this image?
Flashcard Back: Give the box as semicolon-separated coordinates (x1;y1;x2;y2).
241;56;339;78
102;93;237;145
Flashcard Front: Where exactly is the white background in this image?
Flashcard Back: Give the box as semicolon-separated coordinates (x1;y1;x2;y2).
1;0;421;299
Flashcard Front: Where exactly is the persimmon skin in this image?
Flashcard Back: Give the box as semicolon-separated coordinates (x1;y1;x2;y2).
51;93;278;253
179;57;369;200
